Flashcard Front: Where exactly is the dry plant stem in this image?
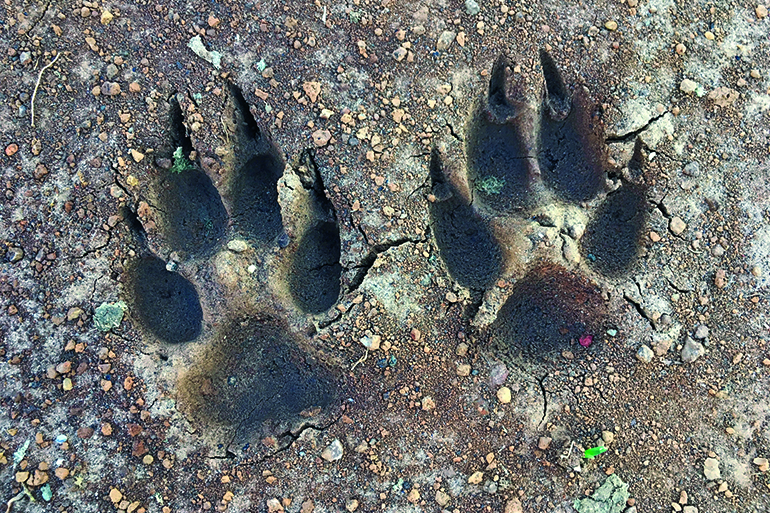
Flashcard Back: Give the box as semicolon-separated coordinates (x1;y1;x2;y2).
4;491;25;513
31;53;60;128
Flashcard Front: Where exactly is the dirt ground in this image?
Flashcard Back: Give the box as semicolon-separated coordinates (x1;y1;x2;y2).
1;0;769;512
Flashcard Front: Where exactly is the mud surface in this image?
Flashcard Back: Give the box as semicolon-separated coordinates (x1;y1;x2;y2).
1;1;769;512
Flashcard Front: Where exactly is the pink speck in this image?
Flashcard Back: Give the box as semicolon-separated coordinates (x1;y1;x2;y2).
579;334;593;347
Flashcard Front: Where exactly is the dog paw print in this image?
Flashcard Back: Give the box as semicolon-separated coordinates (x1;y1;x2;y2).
429;50;648;357
123;87;342;457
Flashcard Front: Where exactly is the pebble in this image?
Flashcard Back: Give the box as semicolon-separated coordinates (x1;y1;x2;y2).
436;31;456;51
435;490;451;506
604;20;618;31
538;437;552;450
636;345;654;363
753;457;769;472
227;239;249;253
681;337;705;363
669;217;687;235
468;471;484;484
19;52;31;65
266;498;284;513
106;63;119;79
683;162;700;176
456;342;468;356
321;439;343;462
110;488;123;503
312;129;332;147
102;82;121;96
465;0;480;15
683;507;698;513
360;334;380;351
757;5;768;18
711;244;725;257
5;143;19;156
497;386;512;404
101;10;113;24
505;498;523;513
680;79;698;94
7;247;24;263
421;396;435;410
456;364;471;376
675;43;687;55
751;265;762;277
703;457;721;480
693;324;709;339
392;47;407;61
715;269;727;288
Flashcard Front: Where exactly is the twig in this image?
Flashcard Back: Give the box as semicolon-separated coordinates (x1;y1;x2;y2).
30;52;60;128
5;491;25;513
350;349;368;370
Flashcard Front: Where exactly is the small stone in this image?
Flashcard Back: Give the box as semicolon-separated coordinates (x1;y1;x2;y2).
266;498;284;512
421;396;435;411
102;82;121;96
54;467;69;480
436;30;456;51
683;506;698;513
704;457;721;480
694;324;709;339
675;43;687;55
705;31;715;40
110;488;123;503
128;82;141;93
751;266;762;277
77;427;94;439
321;439;343;462
505;498;523;513
5;143;19;156
636;344;654;363
106;63;119;79
360;335;380;350
7;247;24;262
207;15;221;28
602;431;615;444
754;457;769;472
94;302;127;331
680;79;698;94
62;378;73;391
649;231;661;242
406;489;420;503
312;129;332;147
456;342;468;356
708;87;739;107
101;10;113;24
682;337;705;363
538;437;552;450
456;363;471;377
468;471;483;484
465;0;480;15
15;471;29;483
604;20;618;31
496;386;512;404
757;5;768;18
446;291;458;303
683;162;700;176
652;336;672;356
392;47;407;61
669;217;686;235
227;239;249;253
715;269;727;288
435;490;451;506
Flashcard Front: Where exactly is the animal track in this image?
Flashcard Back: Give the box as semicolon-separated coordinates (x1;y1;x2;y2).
429;50;649;357
123;88;342;456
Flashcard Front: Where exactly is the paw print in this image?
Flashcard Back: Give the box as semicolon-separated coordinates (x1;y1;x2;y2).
123;87;341;457
429;50;648;357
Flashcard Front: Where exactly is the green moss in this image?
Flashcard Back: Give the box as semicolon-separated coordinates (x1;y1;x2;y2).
477;176;506;195
170;147;195;174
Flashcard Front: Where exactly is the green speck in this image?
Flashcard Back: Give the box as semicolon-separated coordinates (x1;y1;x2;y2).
73;475;84;488
94;301;127;331
606;329;617;337
170;147;195;174
256;59;266;72
41;484;52;502
349;10;362;23
583;445;608;459
477;176;506;195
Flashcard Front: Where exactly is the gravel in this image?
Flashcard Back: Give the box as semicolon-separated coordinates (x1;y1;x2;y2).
681;337;705;363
